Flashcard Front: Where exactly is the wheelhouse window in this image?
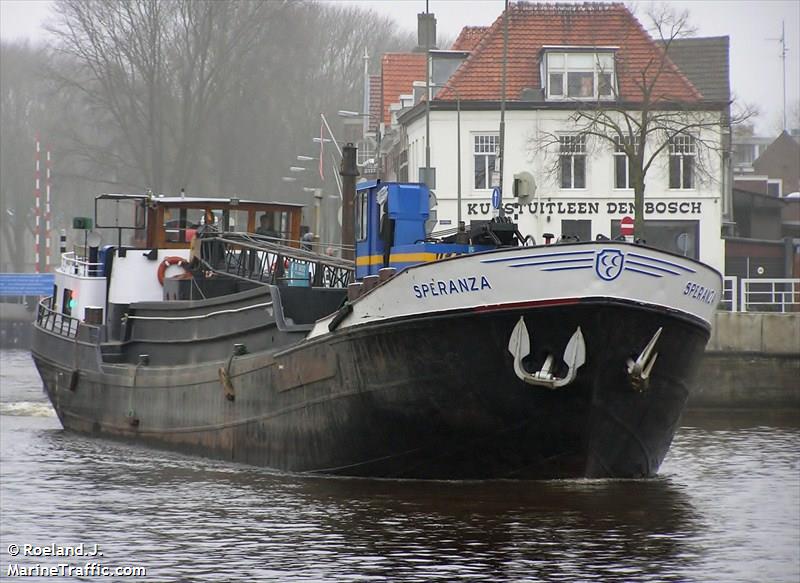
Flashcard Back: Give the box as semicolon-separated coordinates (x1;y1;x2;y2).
355;190;369;241
559;135;586;189
546;51;615;100
669;134;696;189
474;134;498;190
614;135;639;189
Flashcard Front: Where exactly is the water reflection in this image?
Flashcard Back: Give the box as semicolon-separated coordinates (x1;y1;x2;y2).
1;348;797;583
1;419;705;582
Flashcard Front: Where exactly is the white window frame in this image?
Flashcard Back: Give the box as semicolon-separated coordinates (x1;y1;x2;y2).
613;135;639;190
545;50;616;101
355;190;369;241
473;134;499;191
669;134;696;190
559;134;587;190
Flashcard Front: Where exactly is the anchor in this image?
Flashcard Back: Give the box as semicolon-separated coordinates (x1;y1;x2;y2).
626;327;662;391
507;316;586;389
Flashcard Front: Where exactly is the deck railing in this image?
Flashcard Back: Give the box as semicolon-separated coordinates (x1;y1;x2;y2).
36;296;80;338
60;252;104;278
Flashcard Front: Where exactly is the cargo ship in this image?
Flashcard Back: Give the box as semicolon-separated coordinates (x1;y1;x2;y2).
31;180;721;479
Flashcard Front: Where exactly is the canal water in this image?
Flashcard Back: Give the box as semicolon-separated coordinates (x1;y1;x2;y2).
1;349;798;582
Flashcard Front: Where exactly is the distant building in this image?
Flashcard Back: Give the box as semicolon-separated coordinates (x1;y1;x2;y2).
726;131;800;278
752;131;800;195
381;3;729;271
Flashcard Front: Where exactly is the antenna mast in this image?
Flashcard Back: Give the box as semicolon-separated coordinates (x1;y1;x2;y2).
768;21;788;131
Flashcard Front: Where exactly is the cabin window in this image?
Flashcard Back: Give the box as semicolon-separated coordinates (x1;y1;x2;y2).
559;135;586;189
355;191;369;241
228;210;250;233
62;287;73;317
163;207;207;242
546;51;615;100
474;134;498;190
256;211;286;241
669;134;696;189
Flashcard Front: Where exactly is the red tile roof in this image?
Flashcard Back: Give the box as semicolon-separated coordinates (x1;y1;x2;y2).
438;2;702;103
381;53;427;125
451;26;488;51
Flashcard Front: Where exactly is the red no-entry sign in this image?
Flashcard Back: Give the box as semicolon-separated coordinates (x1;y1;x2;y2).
621;216;634;237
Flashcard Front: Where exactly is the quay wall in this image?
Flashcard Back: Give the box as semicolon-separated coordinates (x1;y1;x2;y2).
690;312;800;410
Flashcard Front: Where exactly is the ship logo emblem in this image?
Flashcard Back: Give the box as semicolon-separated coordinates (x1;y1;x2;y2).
595;249;625;281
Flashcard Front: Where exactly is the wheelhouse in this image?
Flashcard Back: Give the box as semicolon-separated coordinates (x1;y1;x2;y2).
94;194;304;249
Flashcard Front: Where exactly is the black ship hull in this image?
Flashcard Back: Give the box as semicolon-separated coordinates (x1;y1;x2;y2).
33;299;708;479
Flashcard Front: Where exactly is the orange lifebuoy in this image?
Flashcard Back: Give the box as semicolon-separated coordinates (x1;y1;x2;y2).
157;256;190;286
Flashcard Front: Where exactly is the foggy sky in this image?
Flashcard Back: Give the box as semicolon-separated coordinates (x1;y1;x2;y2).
2;0;798;134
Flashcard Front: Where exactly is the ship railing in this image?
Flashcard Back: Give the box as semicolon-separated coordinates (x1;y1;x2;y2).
35;296;80;338
199;233;354;288
60;252;104;278
739;278;800;313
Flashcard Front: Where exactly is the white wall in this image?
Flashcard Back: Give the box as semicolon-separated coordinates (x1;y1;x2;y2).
108;248;191;305
405;108;726;271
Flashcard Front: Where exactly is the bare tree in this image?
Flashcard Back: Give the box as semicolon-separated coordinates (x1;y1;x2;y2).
47;0;279;194
206;2;414;200
0;42;49;271
534;5;750;239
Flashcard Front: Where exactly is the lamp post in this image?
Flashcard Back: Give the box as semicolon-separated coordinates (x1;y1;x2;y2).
337;110;382;179
430;83;462;228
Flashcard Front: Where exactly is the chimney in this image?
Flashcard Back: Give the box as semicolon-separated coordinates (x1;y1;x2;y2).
416;12;437;51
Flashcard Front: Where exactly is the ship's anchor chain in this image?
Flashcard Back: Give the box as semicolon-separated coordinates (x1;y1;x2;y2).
507;316;586;389
626;327;662;392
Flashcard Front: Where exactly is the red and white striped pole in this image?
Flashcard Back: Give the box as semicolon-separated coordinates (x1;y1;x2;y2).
45;146;52;271
34;133;41;273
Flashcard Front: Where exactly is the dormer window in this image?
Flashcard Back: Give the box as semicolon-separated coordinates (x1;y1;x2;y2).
544;49;616;100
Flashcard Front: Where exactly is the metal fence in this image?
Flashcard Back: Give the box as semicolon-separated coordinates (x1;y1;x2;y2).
719;276;800;313
740;278;799;313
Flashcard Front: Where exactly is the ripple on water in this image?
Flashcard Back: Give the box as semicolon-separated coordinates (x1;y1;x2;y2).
0;350;798;582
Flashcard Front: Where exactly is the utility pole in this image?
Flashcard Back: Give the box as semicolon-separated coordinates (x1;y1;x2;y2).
497;0;509;217
362;48;370;138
